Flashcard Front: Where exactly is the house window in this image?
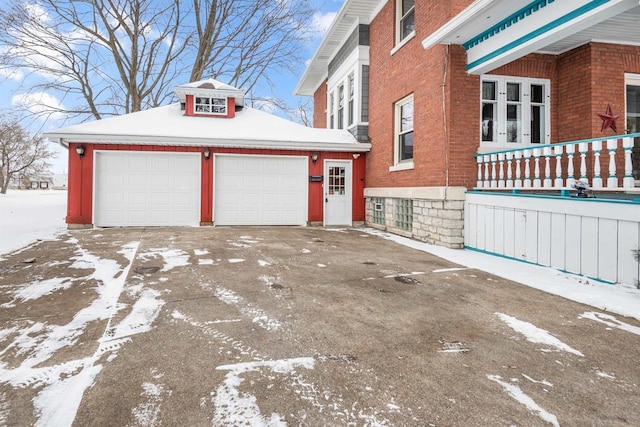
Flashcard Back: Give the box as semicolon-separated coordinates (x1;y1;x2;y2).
329;93;335;129
372;197;385;225
195;96;227;115
395;95;414;165
398;0;415;43
394;199;412;231
348;73;355;127
338;84;345;129
481;76;550;147
625;74;640;180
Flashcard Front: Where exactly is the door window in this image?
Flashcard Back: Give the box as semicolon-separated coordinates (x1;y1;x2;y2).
328;166;346;195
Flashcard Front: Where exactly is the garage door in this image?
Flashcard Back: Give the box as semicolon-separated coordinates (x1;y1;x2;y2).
94;151;201;226
215;155;308;225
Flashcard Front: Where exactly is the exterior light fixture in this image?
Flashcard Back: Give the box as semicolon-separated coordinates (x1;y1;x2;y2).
311;152;319;164
75;145;85;158
203;147;211;160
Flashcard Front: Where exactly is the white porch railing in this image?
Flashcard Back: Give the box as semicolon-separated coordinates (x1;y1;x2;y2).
474;133;640;190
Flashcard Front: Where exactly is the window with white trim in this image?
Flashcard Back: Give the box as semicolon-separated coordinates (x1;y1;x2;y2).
329;93;335;129
195;96;227;115
481;76;550;147
394;94;414;165
625;73;640;180
397;0;415;44
337;84;345;129
348;73;355;127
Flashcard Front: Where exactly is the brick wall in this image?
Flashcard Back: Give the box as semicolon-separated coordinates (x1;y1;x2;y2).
556;44;592;142
313;79;327;128
366;1;464;189
589;43;640;135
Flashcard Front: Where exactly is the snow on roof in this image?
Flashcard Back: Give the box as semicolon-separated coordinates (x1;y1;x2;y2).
173;78;246;106
44;103;370;152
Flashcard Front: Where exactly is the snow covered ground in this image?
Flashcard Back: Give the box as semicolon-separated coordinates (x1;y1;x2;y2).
0;190;67;257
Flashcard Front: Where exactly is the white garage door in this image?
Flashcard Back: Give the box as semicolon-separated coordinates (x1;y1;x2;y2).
215;155;308;225
94;151;201;227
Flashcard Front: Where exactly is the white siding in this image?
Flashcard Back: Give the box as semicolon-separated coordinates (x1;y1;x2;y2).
465;193;640;285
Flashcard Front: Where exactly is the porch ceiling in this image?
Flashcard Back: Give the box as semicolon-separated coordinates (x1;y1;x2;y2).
540;5;640;54
422;0;640;74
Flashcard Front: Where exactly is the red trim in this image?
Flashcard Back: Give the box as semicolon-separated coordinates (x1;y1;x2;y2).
66;145;366;226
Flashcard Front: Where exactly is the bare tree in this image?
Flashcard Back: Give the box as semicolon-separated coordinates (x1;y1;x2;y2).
0;0;317;122
0;116;54;194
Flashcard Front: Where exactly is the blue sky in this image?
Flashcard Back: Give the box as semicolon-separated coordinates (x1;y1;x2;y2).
0;0;342;174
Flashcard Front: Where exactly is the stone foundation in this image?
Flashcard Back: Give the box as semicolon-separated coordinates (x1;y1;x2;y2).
364;187;466;249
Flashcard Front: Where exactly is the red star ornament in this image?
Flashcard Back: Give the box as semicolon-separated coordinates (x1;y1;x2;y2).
597;104;620;133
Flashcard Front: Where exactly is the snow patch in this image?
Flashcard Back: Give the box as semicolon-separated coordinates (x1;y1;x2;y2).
0;190;67;256
578;312;640;336
130;381;169;427
228;259;245;264
1;277;77;307
522;374;553;387
194;249;209;256
258;260;271;267
198;259;216;265
487;375;559;427
432;267;468;273
0;240;142;426
138;248;190;272
105;288;164;341
496;313;584;357
213;287;281;331
596;371;615;380
213;358;315;426
0;392;9;425
32;359;104;427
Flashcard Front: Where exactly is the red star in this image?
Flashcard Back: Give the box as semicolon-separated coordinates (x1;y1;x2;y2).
597;104;620;133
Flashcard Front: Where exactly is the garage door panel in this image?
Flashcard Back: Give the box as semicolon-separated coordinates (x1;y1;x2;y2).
215;155;307;226
95;151;200;227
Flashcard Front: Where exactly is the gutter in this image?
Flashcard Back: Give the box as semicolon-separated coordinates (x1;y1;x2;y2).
45;133;372;153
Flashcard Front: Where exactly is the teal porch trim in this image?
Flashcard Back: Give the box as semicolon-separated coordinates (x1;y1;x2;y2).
463;0;555;50
466;190;640;205
466;0;610;71
463;246;617;285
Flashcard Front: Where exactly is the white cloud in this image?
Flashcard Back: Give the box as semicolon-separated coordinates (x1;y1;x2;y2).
0;68;24;80
252;98;278;114
310;11;336;35
11;92;66;121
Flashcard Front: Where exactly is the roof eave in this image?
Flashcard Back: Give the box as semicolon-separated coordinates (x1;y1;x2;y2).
44;133;372;153
295;0;386;96
422;0;497;49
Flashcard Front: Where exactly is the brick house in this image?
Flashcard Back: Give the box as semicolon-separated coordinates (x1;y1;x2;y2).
45;79;370;228
296;0;640;284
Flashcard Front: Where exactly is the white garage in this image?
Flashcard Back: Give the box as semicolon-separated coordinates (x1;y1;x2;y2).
94;151;201;227
214;155;308;225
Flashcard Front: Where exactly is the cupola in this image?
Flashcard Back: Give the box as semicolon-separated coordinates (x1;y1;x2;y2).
174;78;245;119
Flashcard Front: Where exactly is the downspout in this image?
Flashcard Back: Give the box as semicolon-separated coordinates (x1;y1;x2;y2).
442;44;450;199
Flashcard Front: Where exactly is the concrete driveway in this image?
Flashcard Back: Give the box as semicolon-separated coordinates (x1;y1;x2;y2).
0;227;638;426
